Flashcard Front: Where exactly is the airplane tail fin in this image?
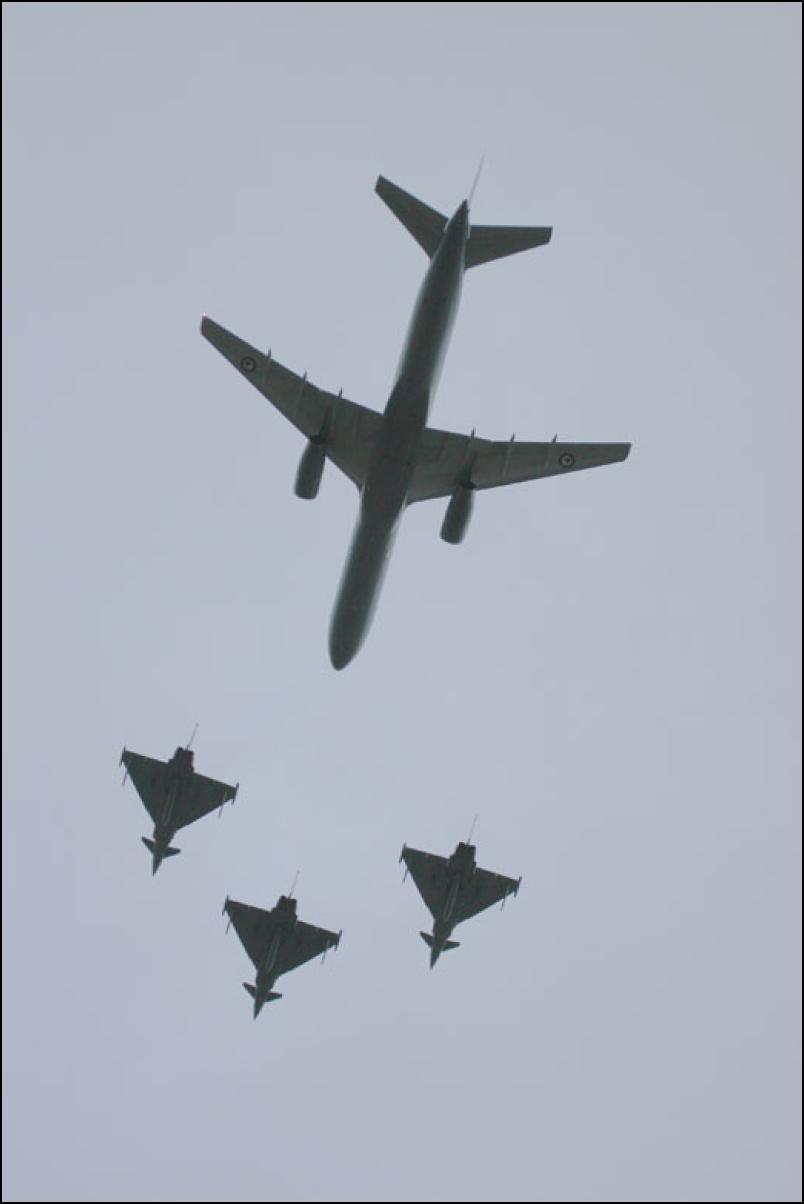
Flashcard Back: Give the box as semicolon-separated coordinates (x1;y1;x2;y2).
465;223;552;268
376;175;551;267
375;177;447;257
419;932;459;952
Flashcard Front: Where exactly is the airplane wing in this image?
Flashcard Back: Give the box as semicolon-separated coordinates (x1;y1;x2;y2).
278;920;340;976
173;772;237;830
401;846;449;919
408;427;631;503
121;750;168;824
201;316;383;489
224;899;275;970
454;868;520;925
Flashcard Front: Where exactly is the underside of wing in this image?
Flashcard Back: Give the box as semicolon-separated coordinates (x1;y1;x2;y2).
454;868;520;925
121;750;168;824
408;427;631;503
401;847;449;919
201;316;383;488
278;920;340;976
175;772;237;830
225;899;274;970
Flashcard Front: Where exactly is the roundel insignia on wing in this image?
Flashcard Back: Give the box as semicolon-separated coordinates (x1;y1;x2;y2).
240;356;257;373
558;452;576;468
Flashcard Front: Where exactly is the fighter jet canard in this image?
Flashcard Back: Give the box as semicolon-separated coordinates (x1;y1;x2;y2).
223;893;341;1018
400;840;521;968
120;735;238;874
201;173;631;669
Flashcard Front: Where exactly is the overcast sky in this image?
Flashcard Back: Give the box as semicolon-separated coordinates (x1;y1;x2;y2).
3;4;801;1202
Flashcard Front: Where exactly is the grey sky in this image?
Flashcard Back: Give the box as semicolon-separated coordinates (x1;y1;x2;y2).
3;3;801;1202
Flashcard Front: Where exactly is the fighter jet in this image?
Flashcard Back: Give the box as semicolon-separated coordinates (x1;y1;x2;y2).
201;174;631;669
223;893;341;1018
401;839;521;968
120;739;238;874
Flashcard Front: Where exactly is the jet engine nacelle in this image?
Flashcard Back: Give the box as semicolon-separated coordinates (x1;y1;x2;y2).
440;483;475;544
294;439;326;499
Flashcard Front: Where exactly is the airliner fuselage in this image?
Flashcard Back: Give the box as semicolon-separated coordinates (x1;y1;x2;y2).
328;202;469;668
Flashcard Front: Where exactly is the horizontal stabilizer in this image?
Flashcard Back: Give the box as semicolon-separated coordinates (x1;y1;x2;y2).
141;837;180;859
376;176;447;257
465;223;552;268
419;931;459;951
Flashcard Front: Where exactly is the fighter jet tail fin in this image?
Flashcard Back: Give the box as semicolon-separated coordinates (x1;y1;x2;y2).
419;932;460;952
465;223;552;268
375;176;447;257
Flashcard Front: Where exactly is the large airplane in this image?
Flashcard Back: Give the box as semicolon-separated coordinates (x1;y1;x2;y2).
201;175;631;669
120;738;238;874
401;839;521;968
223;893;341;1018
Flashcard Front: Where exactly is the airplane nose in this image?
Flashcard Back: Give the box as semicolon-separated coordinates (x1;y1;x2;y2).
328;637;355;671
328;617;363;670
